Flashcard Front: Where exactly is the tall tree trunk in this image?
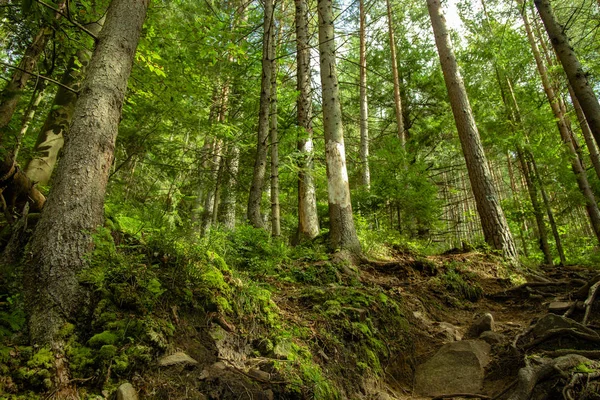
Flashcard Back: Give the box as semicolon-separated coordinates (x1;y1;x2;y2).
247;0;274;228
534;0;600;150
427;0;518;263
270;18;280;237
567;82;600;182
24;0;148;395
358;0;370;188
519;0;600;245
218;144;240;230
386;0;405;146
0;1;66;137
25;18;104;185
318;0;361;254
13;80;47;160
530;155;567;265
295;0;319;241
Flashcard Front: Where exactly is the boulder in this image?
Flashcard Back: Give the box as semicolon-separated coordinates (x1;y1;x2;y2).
158;351;198;367
116;382;138;400
531;314;598;338
414;340;491;397
465;313;494;339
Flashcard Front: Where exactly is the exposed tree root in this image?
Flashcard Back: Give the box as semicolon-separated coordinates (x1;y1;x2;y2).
507;355;589;400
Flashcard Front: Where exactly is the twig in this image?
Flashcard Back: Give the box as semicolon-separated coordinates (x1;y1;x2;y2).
583;281;600;325
0;62;78;94
35;0;98;40
432;394;492;400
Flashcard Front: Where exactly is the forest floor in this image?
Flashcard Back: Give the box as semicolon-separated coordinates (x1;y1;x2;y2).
2;234;600;399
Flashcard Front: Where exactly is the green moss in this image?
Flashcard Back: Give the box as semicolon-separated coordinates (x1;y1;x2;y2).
88;331;119;347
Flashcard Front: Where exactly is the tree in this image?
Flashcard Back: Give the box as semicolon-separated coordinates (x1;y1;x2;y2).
534;0;600;151
247;0;274;228
23;0;148;394
358;0;370;188
295;0;319;241
318;0;361;254
426;0;518;263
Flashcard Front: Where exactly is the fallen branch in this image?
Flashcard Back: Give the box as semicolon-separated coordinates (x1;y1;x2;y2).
583;281;600;325
432;394;492;400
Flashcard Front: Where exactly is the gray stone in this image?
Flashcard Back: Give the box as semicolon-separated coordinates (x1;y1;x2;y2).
414;340;491;397
465;313;494;339
548;301;573;313
158;351;198;367
479;331;505;345
532;314;598;338
116;382;138;400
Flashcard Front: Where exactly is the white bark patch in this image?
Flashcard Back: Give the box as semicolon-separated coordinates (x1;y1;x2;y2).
326;140;350;208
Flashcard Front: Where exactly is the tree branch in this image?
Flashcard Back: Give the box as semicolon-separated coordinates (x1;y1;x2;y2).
0;62;79;94
35;0;98;40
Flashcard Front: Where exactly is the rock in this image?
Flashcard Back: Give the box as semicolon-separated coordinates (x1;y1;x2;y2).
548;301;573;313
414;339;491;397
479;331;505;345
158;351;198;367
248;368;270;381
465;313;494;339
435;321;462;341
116;382;138;400
531;314;598;338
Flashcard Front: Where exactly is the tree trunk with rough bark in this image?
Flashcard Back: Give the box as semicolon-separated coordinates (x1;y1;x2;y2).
318;0;361;254
25;18;104;185
270;20;280;237
427;0;518;263
295;0;319;241
0;1;66;137
358;0;370;188
519;0;600;245
247;0;274;228
534;0;600;151
386;0;405;146
24;0;148;395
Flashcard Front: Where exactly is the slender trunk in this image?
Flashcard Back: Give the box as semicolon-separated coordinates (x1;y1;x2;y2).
0;1;66;136
25;18;104;185
520;0;600;245
386;0;405;146
318;0;361;254
270;17;280;237
534;0;600;151
247;0;274;228
516;148;552;264
568;82;600;182
506;153;529;257
218;144;240;230
25;0;148;376
427;0;518;262
358;0;370;188
530;155;566;265
295;0;319;241
13;80;47;160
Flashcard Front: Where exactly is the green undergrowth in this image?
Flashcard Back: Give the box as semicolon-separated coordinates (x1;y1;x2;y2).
0;221;416;399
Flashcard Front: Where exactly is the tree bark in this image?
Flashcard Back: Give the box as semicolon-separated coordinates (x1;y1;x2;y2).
386;0;405;146
534;0;600;151
318;0;361;254
24;0;148;390
270;18;280;237
25;18;104;185
358;0;370;188
247;0;274;228
0;1;66;137
427;0;518;263
295;0;319;241
519;0;600;245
